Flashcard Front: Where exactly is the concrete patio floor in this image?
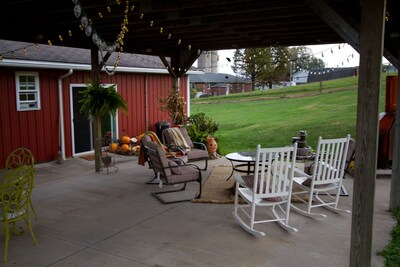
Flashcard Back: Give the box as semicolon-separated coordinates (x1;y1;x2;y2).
0;154;395;266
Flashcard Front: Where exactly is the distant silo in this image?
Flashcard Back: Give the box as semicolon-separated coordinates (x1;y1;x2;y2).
198;51;219;73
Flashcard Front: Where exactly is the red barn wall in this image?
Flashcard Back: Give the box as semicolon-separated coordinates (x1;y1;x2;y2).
0;67;187;168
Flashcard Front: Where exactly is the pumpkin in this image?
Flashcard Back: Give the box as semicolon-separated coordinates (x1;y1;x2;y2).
109;143;118;152
120;144;130;153
121;135;131;144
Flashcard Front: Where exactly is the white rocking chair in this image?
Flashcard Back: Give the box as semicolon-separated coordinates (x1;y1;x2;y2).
233;143;298;237
291;135;351;218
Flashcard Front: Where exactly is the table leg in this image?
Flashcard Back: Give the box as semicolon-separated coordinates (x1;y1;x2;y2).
226;160;235;180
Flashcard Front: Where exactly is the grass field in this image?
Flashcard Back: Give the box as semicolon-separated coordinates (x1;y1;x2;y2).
191;75;388;155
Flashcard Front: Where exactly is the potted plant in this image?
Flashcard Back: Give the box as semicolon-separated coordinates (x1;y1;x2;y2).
79;83;128;172
185;112;220;158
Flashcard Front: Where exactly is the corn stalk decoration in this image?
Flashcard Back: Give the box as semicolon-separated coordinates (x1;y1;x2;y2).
160;89;186;125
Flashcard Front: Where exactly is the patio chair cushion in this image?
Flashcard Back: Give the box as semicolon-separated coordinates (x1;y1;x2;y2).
241;175;282;202
145;141;172;177
167;166;201;184
178;127;194;148
168;160;182;175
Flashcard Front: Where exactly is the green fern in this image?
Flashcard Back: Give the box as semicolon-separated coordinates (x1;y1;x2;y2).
378;208;400;266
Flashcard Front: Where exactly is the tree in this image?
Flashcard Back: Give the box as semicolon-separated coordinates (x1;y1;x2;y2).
79;84;127;172
232;47;290;89
270;46;291;84
288;46;325;72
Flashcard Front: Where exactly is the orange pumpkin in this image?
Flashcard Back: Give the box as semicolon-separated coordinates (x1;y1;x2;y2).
121;135;131;144
109;143;118;152
120;144;130;153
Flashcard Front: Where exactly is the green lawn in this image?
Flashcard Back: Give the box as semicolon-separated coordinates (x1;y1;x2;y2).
191;75;387;155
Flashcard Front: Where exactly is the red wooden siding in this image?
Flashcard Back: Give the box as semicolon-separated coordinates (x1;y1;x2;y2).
0;67;188;168
0;68;60;167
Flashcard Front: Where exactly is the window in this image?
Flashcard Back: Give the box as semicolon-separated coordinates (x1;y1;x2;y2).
15;72;41;111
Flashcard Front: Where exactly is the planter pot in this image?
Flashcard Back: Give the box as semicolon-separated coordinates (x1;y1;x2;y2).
206;137;218;154
102;156;112;166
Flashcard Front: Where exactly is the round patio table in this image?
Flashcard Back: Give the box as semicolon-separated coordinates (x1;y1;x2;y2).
225;151;274;180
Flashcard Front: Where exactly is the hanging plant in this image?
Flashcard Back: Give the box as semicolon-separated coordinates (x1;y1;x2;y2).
79;84;127;118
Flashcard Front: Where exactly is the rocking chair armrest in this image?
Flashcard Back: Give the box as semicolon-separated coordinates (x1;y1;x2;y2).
233;173;248;188
293;168;311;178
193;142;207;150
287;163;311;178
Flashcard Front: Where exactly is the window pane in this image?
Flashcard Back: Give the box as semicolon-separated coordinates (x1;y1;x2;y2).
19;76;27;83
27;76;35;83
19;93;27;101
27;83;35;90
27;93;36;101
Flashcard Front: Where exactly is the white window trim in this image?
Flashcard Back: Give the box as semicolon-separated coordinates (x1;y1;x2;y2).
15;71;41;111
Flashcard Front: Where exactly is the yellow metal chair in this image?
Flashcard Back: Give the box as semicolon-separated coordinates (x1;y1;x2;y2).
0;165;38;262
5;148;38;220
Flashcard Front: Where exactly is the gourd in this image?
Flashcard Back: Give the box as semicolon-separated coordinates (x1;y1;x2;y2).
120;144;129;153
121;135;131;144
109;143;118;152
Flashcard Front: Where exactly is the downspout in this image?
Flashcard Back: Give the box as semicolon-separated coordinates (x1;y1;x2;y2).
58;69;73;162
186;75;191;117
145;74;149;131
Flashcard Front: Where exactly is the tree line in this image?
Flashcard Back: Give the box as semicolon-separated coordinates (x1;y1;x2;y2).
232;46;325;90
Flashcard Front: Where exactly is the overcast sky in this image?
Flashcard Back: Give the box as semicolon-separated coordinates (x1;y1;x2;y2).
211;43;389;75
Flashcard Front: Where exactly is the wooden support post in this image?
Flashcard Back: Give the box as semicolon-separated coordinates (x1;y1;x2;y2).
172;77;179;92
91;47;102;172
350;0;386;266
390;49;400;210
